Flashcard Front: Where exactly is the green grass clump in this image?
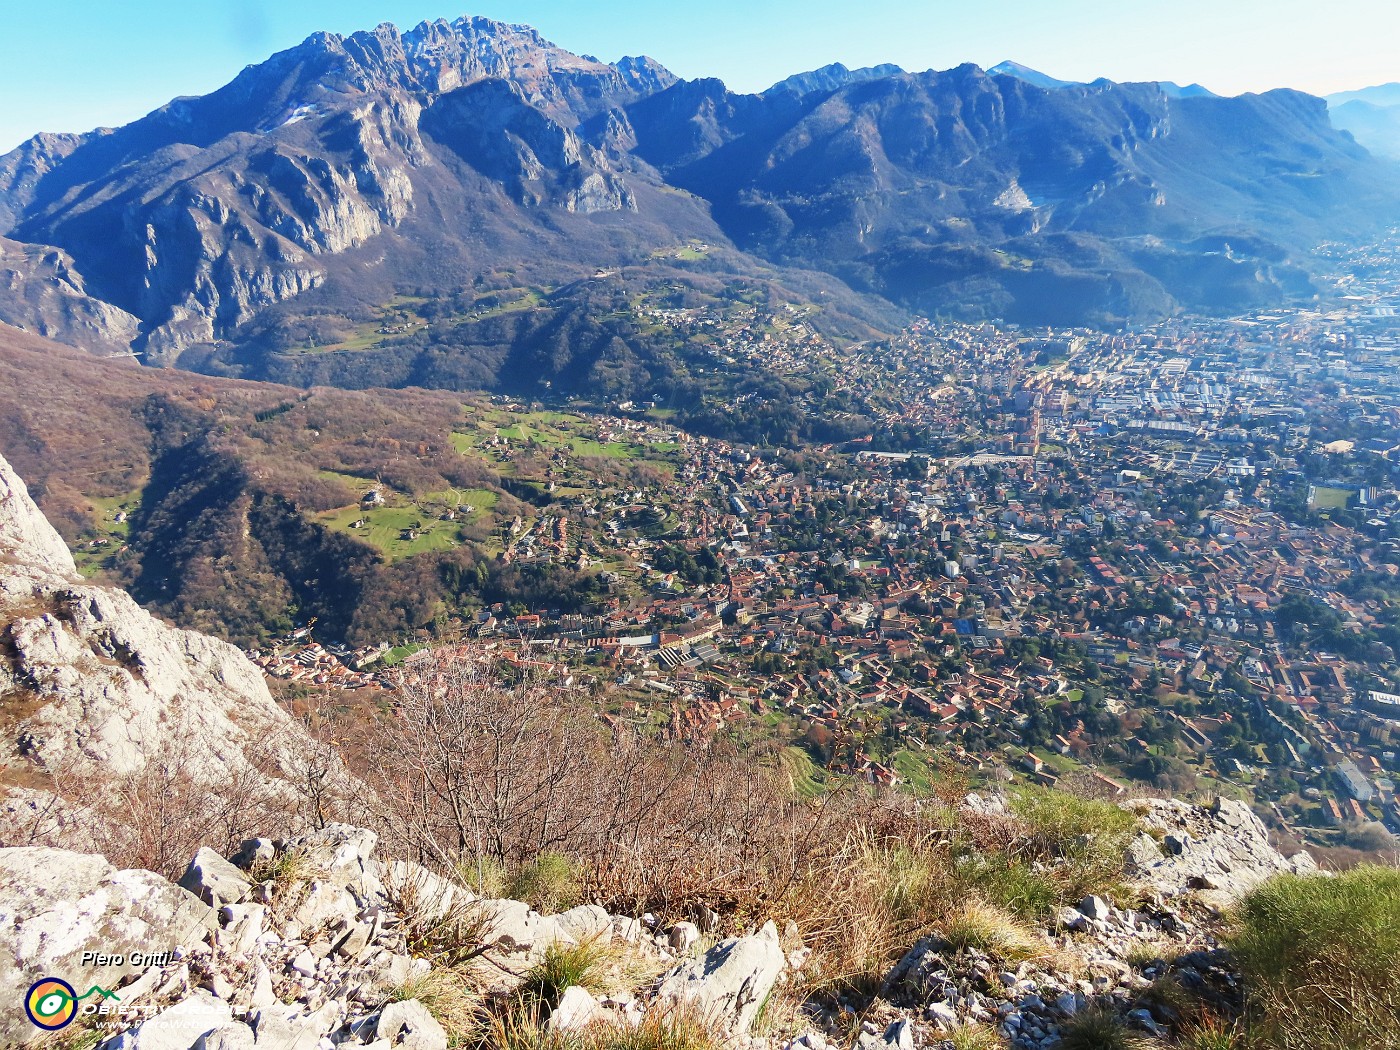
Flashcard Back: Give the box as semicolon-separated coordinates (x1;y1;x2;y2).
960;855;1060;919
1122;939;1182;971
519;938;615;1011
1230;865;1400;1050
1010;787;1138;904
457;855;507;898
1053;1005;1154;1050
248;847;318;886
510;851;582;913
1132;974;1197;1029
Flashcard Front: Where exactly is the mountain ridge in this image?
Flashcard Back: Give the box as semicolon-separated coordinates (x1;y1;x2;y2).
987;60;1216;99
1327;81;1400;158
1;17;1396;376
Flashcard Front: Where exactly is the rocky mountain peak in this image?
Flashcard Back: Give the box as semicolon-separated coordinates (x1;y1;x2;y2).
614;54;679;95
0;17;1395;361
264;15;678;118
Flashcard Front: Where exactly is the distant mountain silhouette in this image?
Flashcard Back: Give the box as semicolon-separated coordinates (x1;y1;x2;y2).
1;17;1397;386
988;62;1215;99
987;61;1082;90
766;62;906;97
1328;83;1400;159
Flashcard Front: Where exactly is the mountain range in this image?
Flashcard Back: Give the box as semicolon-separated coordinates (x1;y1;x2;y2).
1328;82;1400;160
986;61;1217;99
2;16;1398;400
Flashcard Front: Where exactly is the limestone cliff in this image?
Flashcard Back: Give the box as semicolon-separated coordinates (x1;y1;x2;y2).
0;239;141;356
0;17;674;359
0;452;299;780
1123;795;1318;903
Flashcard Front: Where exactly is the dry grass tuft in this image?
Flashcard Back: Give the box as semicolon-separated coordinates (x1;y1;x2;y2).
381;866;492;968
1121;939;1184;971
939;900;1053;964
1176;1015;1248;1050
947;1022;1011;1050
487;1001;722;1050
1053;1004;1156;1050
389;967;485;1045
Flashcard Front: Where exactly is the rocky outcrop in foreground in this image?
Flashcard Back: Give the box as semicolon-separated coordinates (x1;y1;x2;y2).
1123;796;1317;903
0;824;786;1046
0;794;1320;1049
0;452;305;783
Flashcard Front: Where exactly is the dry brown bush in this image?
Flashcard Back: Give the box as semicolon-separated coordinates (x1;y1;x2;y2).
43;746;287;880
363;649;825;919
355;648;995;994
347;648;1148;1001
23;711;365;880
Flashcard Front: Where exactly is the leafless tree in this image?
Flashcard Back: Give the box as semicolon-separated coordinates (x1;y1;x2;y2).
367;649;605;870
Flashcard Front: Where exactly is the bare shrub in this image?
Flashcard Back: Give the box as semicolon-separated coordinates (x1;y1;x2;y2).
364;649;825;921
353;647;1097;1004
46;749;280;880
37;714;351;880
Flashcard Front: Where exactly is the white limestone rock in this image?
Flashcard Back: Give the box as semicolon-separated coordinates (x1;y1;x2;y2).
1123;797;1318;901
473;897;568;981
0;452;305;783
656;920;785;1034
0;846;216;1045
550;985;605;1032
0;454;77;578
180;847;252;908
100;992;233;1050
554;903;613;945
375;999;447;1050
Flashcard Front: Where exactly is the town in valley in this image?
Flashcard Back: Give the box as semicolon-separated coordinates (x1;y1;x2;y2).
238;235;1400;858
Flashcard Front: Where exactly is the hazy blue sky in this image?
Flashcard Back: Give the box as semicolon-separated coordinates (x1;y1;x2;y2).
3;0;1397;152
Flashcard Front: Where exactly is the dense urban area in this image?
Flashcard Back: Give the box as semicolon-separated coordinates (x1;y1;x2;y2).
207;236;1400;858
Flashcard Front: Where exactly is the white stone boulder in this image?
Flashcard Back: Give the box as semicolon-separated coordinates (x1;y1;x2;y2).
375;999;447;1050
179;848;251;907
0;846;216;1045
656;920;785;1034
549;986;605;1033
99;991;231;1050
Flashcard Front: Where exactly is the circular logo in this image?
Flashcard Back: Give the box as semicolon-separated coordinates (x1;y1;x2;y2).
25;977;76;1030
